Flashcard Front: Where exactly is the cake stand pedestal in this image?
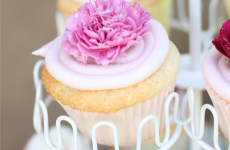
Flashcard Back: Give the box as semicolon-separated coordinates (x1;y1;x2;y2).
176;54;205;150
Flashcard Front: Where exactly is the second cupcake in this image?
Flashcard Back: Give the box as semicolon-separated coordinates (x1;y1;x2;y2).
202;19;230;139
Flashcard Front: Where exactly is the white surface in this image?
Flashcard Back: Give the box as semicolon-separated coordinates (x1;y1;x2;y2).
24;125;92;150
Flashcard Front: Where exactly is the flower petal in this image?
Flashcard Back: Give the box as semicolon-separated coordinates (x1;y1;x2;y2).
77;43;100;59
83;26;100;40
66;13;79;31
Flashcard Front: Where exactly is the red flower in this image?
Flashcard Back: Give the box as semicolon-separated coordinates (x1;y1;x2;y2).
212;19;230;58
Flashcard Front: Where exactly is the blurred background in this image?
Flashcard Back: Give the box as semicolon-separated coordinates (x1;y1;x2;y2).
1;0;229;150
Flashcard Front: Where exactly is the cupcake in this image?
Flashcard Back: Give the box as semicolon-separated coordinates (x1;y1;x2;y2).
33;0;180;146
202;19;230;139
56;0;172;34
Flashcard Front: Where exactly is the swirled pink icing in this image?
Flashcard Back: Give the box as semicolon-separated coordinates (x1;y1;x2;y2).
33;20;169;90
202;47;230;101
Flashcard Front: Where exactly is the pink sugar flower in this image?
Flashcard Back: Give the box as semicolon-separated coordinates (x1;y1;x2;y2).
61;0;153;66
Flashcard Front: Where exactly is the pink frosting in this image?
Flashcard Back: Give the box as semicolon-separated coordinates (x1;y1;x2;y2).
32;36;61;57
202;47;230;101
33;20;169;90
218;56;230;82
59;38;147;75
